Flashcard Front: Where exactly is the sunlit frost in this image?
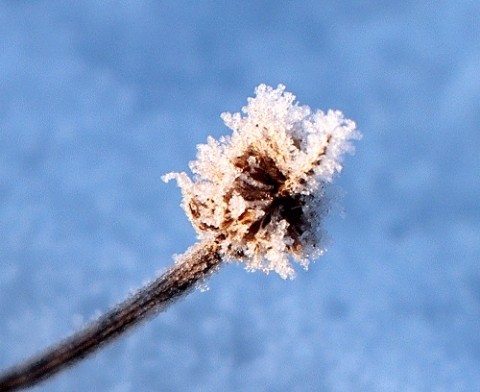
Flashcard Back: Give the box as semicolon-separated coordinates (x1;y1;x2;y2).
163;84;360;279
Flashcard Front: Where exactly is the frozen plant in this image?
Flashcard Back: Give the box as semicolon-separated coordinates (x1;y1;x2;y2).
164;83;359;278
0;84;360;391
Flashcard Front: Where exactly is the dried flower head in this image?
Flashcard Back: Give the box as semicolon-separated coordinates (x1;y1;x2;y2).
164;84;360;279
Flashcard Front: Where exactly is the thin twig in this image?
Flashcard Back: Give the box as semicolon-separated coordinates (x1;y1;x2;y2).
0;241;221;392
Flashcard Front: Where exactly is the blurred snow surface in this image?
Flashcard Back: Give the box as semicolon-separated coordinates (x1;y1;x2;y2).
0;2;479;391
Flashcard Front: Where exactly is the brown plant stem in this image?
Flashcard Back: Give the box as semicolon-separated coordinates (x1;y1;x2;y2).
0;241;221;392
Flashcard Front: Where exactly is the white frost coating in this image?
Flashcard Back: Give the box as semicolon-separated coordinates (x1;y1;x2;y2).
163;84;360;279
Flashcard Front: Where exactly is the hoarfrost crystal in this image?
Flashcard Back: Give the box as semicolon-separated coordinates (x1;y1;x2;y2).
164;84;360;279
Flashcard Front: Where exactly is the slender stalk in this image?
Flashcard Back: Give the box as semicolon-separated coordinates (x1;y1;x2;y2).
0;241;221;392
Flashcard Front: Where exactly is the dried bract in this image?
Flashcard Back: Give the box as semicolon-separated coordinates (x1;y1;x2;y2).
164;84;360;278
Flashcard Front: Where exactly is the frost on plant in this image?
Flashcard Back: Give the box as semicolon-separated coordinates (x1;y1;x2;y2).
164;84;360;279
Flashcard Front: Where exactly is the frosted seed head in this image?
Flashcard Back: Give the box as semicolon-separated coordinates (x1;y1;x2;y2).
163;84;360;279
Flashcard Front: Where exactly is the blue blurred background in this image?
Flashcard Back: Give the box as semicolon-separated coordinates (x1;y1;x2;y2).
1;2;479;391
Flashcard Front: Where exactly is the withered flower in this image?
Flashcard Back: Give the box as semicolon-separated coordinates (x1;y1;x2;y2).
0;84;359;391
164;84;360;278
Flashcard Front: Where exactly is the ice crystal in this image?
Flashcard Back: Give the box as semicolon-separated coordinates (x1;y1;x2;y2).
164;84;360;279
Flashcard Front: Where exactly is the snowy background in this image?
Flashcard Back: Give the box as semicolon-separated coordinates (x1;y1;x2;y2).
1;1;479;391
